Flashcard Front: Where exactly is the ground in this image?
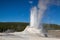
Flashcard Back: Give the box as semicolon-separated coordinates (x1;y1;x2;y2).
0;27;60;40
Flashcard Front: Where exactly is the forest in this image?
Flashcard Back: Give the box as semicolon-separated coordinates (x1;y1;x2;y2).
0;22;60;32
0;22;29;32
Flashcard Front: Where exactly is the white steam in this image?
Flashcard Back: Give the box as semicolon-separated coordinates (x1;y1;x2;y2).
30;7;38;28
30;0;60;27
30;0;49;29
30;0;60;35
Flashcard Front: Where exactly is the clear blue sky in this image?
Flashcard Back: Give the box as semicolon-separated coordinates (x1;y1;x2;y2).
0;0;60;25
0;0;38;22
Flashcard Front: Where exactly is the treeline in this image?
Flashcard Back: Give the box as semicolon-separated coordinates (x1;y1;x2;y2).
0;22;60;32
43;24;60;30
0;22;29;32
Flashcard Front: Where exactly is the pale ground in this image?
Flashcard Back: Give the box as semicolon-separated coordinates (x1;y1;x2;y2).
0;27;60;40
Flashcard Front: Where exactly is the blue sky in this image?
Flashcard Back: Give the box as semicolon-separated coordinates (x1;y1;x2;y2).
42;5;60;25
0;0;38;22
0;0;60;25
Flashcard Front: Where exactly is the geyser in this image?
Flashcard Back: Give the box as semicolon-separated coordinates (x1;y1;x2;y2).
29;0;49;36
29;0;60;36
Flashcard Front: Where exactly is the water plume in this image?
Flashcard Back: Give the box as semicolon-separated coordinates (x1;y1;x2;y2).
37;0;60;30
30;6;38;28
29;0;60;36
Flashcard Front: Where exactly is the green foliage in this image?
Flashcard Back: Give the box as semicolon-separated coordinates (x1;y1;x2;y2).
43;24;60;30
0;22;60;32
0;22;29;32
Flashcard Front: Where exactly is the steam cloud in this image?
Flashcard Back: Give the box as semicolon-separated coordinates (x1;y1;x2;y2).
30;0;60;34
30;6;38;28
30;0;60;28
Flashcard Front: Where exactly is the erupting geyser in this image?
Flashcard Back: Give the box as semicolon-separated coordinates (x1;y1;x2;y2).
0;0;60;40
29;0;49;36
28;0;60;36
30;6;38;28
